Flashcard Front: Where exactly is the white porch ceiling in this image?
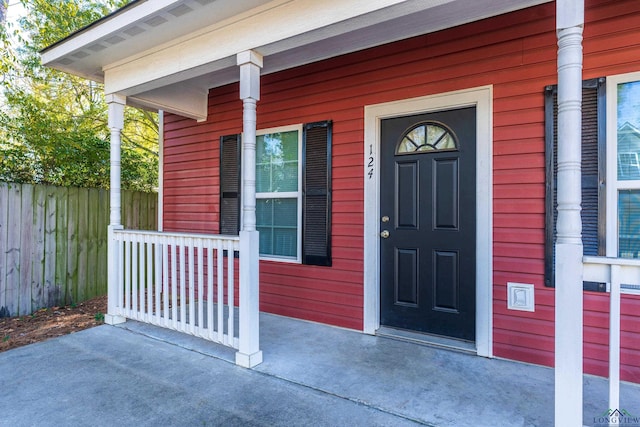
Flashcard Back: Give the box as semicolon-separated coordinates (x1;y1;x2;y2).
41;0;552;121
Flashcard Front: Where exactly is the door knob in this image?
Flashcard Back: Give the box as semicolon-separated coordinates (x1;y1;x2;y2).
380;230;390;239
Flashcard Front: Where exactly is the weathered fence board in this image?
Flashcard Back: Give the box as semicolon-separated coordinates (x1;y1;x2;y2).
32;185;46;310
19;184;33;315
0;184;6;315
96;189;108;301
44;187;58;308
6;185;22;317
0;183;157;317
52;187;66;306
76;188;88;303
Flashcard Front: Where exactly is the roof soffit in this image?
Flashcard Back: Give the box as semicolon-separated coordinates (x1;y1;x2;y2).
41;0;553;119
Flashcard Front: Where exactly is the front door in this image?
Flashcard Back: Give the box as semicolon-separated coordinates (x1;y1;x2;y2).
380;107;476;342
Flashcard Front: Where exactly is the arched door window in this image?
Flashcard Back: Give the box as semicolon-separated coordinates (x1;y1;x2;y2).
396;121;458;154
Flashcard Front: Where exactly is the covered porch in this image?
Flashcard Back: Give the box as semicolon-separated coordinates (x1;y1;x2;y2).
38;0;640;425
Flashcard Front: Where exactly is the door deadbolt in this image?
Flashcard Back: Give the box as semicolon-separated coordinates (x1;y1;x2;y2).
380;230;390;239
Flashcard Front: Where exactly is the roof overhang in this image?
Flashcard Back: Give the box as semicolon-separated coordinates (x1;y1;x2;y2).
41;0;552;121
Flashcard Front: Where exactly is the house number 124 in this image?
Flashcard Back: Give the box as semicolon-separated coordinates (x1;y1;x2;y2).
368;144;374;179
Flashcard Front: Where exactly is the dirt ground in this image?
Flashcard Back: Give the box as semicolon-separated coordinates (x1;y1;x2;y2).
0;295;107;353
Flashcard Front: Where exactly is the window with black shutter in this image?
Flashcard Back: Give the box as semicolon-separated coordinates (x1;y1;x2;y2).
544;78;606;290
219;120;332;266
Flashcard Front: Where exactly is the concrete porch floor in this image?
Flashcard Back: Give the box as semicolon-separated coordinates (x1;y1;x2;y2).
1;312;639;426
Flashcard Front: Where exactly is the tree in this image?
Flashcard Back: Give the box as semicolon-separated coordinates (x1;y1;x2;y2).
0;1;6;24
0;0;158;192
0;0;15;85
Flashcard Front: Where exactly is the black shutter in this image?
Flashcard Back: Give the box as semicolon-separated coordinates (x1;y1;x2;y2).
220;134;241;235
544;78;606;290
302;121;332;266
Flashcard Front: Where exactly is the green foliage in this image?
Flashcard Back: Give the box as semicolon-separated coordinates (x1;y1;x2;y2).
0;0;158;192
0;1;18;87
20;0;121;49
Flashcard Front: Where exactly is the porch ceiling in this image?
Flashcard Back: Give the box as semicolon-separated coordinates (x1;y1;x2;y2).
41;0;552;121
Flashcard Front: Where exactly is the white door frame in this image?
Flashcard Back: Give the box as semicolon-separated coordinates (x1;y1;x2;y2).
363;86;493;357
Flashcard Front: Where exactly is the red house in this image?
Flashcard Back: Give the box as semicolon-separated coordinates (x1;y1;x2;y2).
42;0;640;423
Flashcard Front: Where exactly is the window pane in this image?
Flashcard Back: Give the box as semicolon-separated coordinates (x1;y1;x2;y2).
282;131;299;161
256;164;271;193
256;198;273;226
256;198;297;257
619;190;640;258
273;228;297;257
396;122;458;154
256;131;299;192
257;226;273;256
617;80;640;180
274;198;297;226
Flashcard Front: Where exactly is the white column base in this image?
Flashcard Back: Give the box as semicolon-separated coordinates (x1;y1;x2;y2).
104;314;126;325
237;230;261;367
555;242;584;426
235;350;263;368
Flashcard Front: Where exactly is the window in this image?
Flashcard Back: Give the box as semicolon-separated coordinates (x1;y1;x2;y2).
255;126;302;261
220;121;332;266
544;78;606;290
396;121;457;154
606;72;640;259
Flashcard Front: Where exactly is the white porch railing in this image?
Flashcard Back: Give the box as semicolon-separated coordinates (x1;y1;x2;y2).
109;229;241;349
583;256;640;413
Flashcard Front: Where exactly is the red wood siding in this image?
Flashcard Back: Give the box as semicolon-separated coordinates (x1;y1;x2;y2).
163;0;640;380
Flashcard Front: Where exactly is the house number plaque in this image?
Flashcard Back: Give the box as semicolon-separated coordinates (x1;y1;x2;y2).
368;144;374;179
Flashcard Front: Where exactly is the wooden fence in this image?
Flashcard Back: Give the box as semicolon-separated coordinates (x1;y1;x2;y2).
0;182;157;317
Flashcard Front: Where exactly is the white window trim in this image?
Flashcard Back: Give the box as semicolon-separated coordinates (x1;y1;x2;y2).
243;124;303;263
605;71;640;262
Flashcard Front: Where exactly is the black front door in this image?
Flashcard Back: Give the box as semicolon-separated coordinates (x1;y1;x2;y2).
380;107;476;341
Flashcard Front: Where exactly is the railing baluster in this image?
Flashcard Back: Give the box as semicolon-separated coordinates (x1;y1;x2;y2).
147;237;154;323
125;238;131;317
132;239;139;319
171;241;178;330
227;239;235;347
162;242;169;327
197;242;204;337
610;264;621;416
179;238;186;332
207;245;214;340
217;239;224;344
154;239;161;325
139;237;146;319
188;238;195;333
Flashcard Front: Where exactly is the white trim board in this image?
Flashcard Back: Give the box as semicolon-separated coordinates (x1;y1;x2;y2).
363;86;493;358
606;71;640;259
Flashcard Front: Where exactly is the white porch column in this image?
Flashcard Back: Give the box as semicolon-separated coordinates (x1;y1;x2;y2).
236;50;263;367
555;1;584;425
158;110;164;232
105;93;126;325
